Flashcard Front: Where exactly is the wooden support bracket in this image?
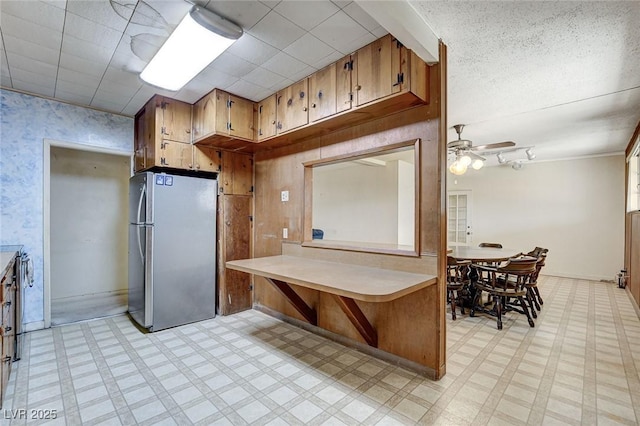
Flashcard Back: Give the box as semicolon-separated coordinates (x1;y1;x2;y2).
266;278;317;325
332;295;378;347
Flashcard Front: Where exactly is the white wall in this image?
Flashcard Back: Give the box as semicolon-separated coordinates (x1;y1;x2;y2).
397;160;415;246
314;162;399;243
50;147;130;299
449;155;625;280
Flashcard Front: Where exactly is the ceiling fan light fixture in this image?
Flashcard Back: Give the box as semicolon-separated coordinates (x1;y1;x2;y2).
140;6;243;91
449;160;467;175
526;148;536;160
472;159;484;170
458;154;472;167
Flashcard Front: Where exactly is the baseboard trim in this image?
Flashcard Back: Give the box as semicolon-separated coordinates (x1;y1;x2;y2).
253;304;438;380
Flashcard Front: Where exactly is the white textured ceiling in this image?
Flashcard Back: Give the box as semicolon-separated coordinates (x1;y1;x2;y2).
0;0;638;166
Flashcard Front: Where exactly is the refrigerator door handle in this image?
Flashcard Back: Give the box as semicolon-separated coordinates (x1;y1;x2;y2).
137;226;144;265
144;224;154;327
136;181;146;224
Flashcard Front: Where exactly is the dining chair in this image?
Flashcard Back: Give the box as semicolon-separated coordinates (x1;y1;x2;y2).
525;247;549;307
471;257;537;330
446;256;471;320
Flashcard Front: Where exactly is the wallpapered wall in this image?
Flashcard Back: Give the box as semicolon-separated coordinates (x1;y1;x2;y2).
0;89;133;325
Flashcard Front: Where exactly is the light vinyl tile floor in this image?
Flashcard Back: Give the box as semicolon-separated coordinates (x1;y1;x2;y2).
3;276;640;425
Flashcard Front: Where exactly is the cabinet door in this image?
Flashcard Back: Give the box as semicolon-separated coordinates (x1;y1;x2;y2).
228;95;255;141
276;79;308;134
159;97;192;143
134;107;147;172
257;95;276;141
309;63;337;122
218;195;252;315
158;141;192;169
221;151;252;195
193;90;221;142
193;145;221;173
336;55;354;114
354;34;394;106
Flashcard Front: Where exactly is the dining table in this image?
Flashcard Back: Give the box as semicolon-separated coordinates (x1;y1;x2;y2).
448;246;524;313
448;246;522;263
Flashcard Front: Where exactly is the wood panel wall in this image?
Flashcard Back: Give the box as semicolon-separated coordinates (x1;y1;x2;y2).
252;43;448;378
625;120;640;307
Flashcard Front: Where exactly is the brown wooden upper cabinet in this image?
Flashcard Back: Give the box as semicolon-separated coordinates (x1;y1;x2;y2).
276;78;309;134
220;151;253;195
257;95;276;141
134;95;220;173
193;89;255;144
336;54;354;114
309;63;337;122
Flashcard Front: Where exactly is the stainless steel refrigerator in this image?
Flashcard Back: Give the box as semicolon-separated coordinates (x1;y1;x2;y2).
128;172;217;331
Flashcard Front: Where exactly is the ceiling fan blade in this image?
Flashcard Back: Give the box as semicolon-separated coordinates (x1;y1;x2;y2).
471;141;516;151
466;151;486;161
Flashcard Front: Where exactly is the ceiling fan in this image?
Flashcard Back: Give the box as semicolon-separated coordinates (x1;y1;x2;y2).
447;124;516;175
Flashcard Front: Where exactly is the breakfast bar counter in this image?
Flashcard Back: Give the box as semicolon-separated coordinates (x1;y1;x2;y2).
227;254;439;373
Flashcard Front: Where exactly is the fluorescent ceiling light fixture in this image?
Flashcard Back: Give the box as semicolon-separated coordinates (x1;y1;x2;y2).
140;6;242;91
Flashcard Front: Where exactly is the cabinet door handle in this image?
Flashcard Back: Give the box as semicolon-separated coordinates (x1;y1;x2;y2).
4;326;10;332
354;85;361;91
185;129;190;133
3;356;10;363
4;301;10;307
302;107;308;112
271;120;276;125
311;103;316;108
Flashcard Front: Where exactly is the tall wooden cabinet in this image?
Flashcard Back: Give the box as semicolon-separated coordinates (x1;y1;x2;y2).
217;151;253;315
217;195;252;315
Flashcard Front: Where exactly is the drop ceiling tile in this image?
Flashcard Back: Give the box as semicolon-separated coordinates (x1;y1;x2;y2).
121;103;143;117
242;67;289;89
371;26;388;38
342;2;380;31
56;67;102;89
102;66;145;90
1;75;12;87
310;11;369;53
247;11;305;50
5;53;57;79
90;96;128;114
0;13;63;50
274;1;340;31
226;34;279;66
64;13;122;51
270;78;293;92
59;52;110;78
210;52;258;78
0;0;65;32
259;0;282;9
97;80;143;99
12;78;55;97
54;89;94;106
311;50;345;69
335;32;376;55
262;52;309;79
61;33;116;64
331;1;353;9
192;68;240;90
2;34;60;67
66;0;133;32
204;1;271;31
135;0;190;29
54;79;97;97
283;33;336;66
109;41;148;74
288;66;317;84
226;79;269;101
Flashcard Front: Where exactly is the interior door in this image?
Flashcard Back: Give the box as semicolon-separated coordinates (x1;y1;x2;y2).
448;190;472;246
